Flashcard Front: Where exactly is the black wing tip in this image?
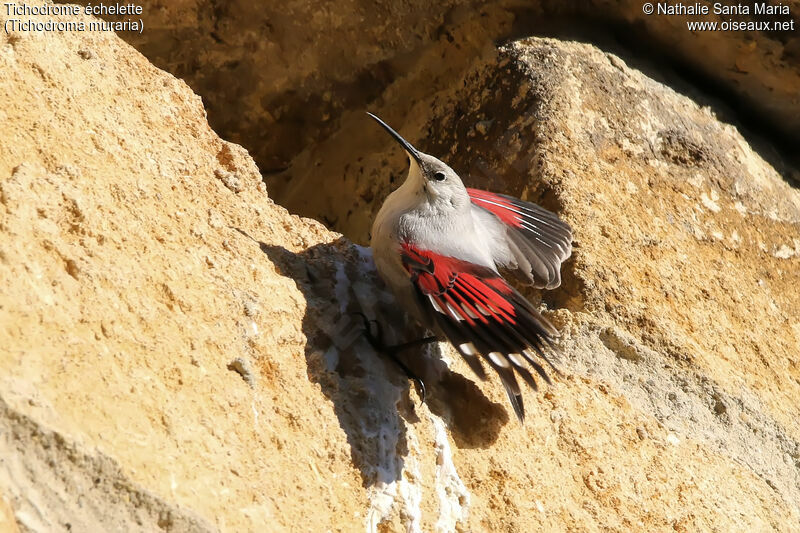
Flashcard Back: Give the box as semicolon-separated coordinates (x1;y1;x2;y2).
403;244;564;424
508;390;525;423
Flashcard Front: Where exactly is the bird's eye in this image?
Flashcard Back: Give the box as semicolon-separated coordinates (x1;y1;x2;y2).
433;171;446;182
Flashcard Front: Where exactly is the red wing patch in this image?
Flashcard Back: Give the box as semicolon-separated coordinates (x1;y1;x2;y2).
467;188;573;290
466;188;571;256
465;188;523;227
401;244;514;325
400;243;560;422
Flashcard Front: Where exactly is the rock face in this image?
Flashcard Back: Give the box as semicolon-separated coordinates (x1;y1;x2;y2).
0;11;385;532
2;8;800;533
111;0;800;176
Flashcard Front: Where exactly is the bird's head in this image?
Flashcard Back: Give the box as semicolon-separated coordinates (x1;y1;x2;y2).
367;112;469;210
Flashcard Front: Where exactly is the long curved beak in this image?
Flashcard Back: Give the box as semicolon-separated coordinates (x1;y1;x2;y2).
366;112;423;165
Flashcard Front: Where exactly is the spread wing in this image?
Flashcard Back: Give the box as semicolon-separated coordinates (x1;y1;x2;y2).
400;243;559;422
467;188;572;290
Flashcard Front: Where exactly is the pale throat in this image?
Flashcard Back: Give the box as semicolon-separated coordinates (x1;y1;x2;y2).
403;161;463;214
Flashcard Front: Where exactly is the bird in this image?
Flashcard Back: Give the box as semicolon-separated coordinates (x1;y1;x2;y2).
365;112;573;422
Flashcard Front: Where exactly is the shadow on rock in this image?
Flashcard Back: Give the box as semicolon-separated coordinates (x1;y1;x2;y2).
234;229;505;487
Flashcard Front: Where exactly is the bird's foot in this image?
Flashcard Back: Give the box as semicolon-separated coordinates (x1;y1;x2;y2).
353;312;437;403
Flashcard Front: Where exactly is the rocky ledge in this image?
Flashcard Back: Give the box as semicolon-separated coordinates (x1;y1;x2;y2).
1;7;799;533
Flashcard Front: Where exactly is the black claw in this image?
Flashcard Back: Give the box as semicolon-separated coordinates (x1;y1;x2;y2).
352;312;382;349
414;377;427;403
352;312;430;403
383;349;427;402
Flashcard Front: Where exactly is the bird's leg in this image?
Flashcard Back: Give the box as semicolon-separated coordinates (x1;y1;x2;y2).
354;312;438;402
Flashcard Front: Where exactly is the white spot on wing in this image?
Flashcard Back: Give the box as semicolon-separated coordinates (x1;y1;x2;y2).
474;302;491;316
463;305;479;320
458;342;477;355
429;295;446;315
488;351;510;368
508;353;527;367
445;301;464;321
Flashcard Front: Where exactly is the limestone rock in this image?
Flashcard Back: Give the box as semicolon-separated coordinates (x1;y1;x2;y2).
108;1;800;175
1;7;800;533
0;9;400;532
262;34;800;530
